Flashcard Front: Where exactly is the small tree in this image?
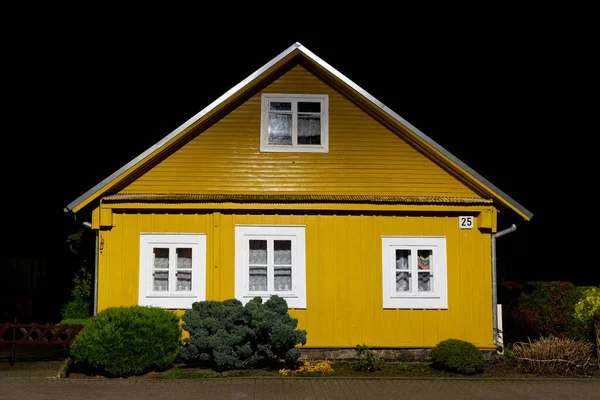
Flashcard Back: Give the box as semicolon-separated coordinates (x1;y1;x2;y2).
574;287;600;369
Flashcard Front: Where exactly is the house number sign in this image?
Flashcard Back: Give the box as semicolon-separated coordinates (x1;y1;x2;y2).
459;216;474;229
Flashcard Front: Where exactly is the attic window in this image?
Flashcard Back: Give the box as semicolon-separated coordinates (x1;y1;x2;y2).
260;94;329;153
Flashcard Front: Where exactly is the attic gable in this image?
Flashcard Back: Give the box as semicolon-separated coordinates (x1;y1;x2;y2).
119;64;481;201
65;42;532;221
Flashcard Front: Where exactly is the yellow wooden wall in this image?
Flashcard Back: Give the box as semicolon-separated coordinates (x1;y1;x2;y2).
97;211;494;349
121;65;478;198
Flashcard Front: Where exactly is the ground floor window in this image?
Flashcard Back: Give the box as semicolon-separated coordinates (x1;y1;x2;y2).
382;236;448;309
138;233;206;309
235;225;306;309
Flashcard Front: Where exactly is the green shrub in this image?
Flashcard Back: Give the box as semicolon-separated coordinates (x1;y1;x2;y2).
512;335;595;376
60;298;90;320
352;344;384;371
510;282;592;342
71;266;92;299
59;318;90;327
430;338;484;374
179;296;307;370
573;286;600;369
70;306;182;377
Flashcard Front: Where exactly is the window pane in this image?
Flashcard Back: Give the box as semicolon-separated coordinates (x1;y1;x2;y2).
274;240;291;265
153;271;168;291
153;248;169;269
274;267;292;291
177;248;192;269
268;113;292;145
395;249;410;270
270;101;291;111
298;102;320;113
396;271;411;292
418;272;432;292
249;240;267;264
298;115;321;145
249;266;267;291
418;250;432;270
176;271;192;291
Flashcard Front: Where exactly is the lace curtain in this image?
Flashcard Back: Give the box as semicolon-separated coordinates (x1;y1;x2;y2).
249;240;268;291
248;239;292;292
274;240;291;291
153;248;169;291
176;248;192;291
395;249;433;292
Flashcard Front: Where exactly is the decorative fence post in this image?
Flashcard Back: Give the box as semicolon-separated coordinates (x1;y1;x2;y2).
10;317;17;367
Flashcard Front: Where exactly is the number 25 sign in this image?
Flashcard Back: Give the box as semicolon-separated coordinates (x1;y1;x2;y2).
459;216;474;229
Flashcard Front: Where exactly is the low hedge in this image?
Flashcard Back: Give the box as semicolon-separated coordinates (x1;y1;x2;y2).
70;306;181;377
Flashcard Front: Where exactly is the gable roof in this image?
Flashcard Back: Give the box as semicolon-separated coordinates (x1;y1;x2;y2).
64;42;533;221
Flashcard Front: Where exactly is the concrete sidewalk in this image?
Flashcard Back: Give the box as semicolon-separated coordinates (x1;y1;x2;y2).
1;358;599;400
1;374;599;399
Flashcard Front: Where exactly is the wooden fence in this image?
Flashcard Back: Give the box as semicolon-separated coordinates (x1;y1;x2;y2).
0;322;84;366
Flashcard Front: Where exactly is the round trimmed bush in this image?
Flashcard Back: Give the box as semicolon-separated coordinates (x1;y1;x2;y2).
70;306;182;377
430;338;484;374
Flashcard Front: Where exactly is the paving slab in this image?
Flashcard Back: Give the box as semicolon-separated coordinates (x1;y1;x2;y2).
1;353;599;400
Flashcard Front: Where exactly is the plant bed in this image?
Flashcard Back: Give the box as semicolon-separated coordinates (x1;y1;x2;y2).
64;356;600;380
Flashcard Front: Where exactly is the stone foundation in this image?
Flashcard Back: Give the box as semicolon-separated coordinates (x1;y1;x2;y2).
300;348;495;362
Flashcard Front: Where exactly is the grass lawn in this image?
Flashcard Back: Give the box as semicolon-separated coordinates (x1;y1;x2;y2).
66;356;599;380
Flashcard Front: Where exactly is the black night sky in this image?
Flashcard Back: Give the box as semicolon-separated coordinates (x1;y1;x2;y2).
2;8;597;320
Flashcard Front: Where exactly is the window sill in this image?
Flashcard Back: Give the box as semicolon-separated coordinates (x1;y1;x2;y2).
260;145;328;153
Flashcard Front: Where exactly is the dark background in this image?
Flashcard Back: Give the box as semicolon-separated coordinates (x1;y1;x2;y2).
2;9;596;322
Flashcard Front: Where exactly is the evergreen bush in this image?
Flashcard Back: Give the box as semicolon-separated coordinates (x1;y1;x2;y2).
510;281;591;341
70;306;181;377
179;296;307;370
430;338;484;374
60;298;90;320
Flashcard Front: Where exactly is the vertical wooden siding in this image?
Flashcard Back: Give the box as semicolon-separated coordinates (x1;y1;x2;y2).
120;65;479;198
98;211;493;349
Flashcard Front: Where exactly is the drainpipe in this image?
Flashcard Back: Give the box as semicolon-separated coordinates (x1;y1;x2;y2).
92;230;98;315
492;224;517;348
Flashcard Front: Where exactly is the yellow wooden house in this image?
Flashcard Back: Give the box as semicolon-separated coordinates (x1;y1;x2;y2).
64;42;532;351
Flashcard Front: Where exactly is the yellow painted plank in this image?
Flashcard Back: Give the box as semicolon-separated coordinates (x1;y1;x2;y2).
459;224;474;342
304;214;320;343
316;215;335;346
378;216;397;346
333;215;350;346
359;215;376;346
347;216;362;346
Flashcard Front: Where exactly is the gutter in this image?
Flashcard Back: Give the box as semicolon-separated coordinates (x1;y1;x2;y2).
492;224;517;349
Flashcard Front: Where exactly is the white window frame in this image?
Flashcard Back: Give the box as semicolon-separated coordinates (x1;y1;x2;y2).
235;225;307;309
138;233;206;309
382;236;448;309
260;93;329;153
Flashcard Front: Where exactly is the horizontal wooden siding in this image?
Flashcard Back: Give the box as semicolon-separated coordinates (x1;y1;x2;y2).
98;211;493;349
